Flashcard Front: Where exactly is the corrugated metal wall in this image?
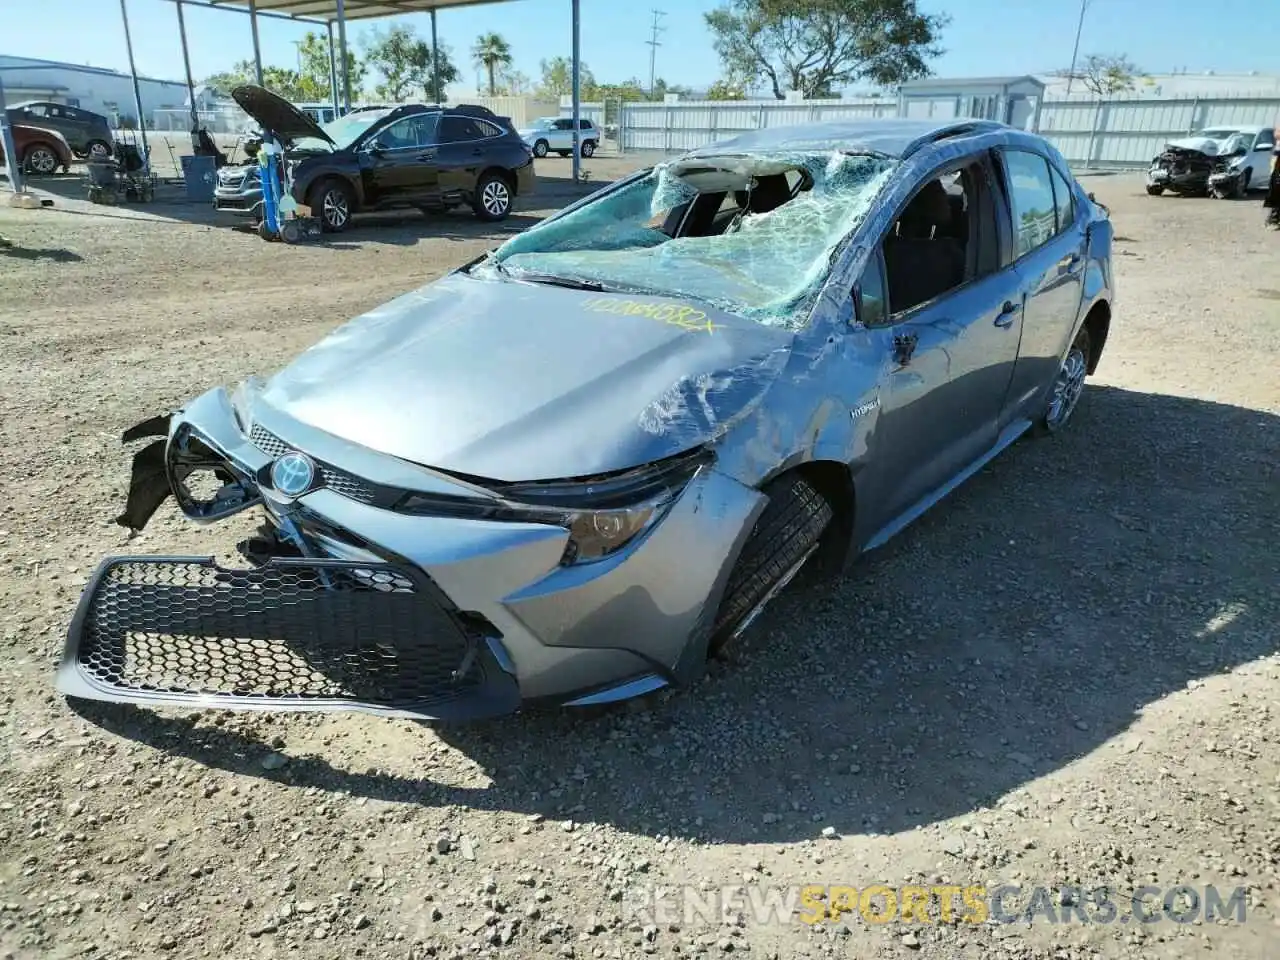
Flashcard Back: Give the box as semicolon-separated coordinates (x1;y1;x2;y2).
562;94;1280;169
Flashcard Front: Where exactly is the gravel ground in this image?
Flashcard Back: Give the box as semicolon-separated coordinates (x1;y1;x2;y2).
1;164;1278;960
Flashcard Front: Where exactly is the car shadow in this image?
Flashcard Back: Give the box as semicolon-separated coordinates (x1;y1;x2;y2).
69;385;1280;844
0;244;83;263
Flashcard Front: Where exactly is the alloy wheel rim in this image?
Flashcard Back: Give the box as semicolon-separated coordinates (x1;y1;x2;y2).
482;181;509;216
1046;347;1088;429
323;190;348;228
534;142;547;157
89;143;111;161
30;149;57;174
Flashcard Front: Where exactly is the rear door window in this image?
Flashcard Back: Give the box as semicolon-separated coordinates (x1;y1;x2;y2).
1048;164;1076;233
1000;150;1059;258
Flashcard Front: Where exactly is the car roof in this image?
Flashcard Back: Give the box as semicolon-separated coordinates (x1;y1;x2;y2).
685;117;1025;160
1203;123;1266;132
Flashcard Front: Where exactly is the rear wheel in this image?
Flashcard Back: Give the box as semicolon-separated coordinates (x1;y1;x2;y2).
1038;326;1091;435
309;178;352;232
580;139;596;158
86;140;113;162
708;474;833;655
472;171;512;221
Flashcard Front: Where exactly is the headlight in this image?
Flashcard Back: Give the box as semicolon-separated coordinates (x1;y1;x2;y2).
396;449;710;565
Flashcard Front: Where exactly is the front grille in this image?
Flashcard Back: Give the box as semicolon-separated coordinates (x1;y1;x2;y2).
68;557;483;708
251;424;379;505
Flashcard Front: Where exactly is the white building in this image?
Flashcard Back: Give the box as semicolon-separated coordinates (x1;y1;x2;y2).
0;55;190;127
1037;70;1280;100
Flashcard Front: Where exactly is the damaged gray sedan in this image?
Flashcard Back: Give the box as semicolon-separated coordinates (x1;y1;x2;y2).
59;118;1114;721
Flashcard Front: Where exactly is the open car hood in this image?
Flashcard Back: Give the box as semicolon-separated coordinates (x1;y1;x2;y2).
230;84;333;146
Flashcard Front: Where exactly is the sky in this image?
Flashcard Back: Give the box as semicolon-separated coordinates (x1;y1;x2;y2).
4;0;1278;96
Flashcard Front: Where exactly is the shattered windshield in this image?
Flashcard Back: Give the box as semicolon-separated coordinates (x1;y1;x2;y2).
476;150;897;327
295;108;394;151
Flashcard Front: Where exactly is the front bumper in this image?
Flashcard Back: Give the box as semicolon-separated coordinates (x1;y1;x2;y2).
59;387;765;720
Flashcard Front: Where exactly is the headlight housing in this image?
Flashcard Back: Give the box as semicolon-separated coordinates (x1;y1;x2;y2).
396;449;711;565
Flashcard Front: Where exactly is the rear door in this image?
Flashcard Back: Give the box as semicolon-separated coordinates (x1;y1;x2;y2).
435;115;505;201
995;148;1087;421
360;112;441;204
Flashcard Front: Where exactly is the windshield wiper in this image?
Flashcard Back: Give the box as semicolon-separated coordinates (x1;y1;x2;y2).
509;272;606;292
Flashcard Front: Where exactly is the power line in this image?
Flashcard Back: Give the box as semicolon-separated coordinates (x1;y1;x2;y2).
646;9;666;98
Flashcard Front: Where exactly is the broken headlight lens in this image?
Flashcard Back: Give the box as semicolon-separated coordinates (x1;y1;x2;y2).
395;450;711;565
559;497;668;564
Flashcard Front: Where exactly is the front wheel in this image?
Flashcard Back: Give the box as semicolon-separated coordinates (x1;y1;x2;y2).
708;474;833;655
309;178;352;232
1038;326;1091;435
1235;169;1251;199
532;139;549;158
472;172;512;221
23;145;59;176
1145;184;1164;196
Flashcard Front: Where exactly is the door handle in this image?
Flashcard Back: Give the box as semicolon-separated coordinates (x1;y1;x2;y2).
994;300;1021;328
417;151;436;162
471;148;484;156
1062;252;1082;274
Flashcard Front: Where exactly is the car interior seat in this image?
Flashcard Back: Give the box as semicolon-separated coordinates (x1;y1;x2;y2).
883;179;967;314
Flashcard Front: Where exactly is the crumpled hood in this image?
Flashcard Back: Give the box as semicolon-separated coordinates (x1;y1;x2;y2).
1163;136;1234;156
256;273;793;482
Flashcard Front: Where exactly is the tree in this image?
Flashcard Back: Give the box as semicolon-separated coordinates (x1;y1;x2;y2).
362;24;458;102
1057;53;1143;98
495;68;532;95
536;56;595;98
425;43;462;101
203;61;255;97
472;32;513;96
298;30;366;101
704;0;948;100
706;79;748;100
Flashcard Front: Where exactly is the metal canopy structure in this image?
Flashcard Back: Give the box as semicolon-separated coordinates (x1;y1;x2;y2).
151;0;587;180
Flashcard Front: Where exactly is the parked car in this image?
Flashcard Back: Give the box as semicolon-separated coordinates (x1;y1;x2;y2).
0;123;73;175
213;85;535;231
4;101;113;161
1147;125;1276;198
59;118;1113;723
518;116;598;158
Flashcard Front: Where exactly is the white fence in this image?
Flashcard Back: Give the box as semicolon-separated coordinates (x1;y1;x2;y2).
564;94;1280;170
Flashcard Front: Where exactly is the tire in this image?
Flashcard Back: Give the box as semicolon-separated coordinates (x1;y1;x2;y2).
532;139;549;158
1236;169;1251;199
86;140;113;162
708;474;833;654
556;151;569;158
23;144;59;176
1037;325;1091;436
472;171;513;222
1145;184;1164;196
309;178;352;233
580;139;596;158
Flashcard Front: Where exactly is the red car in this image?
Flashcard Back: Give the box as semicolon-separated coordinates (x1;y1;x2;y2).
0;123;73;176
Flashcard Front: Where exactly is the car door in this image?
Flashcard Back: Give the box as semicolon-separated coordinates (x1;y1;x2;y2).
359;112;441;205
1249;129;1275;188
996;148;1087;421
550;119;574;152
853;155;1025;541
435;115;503;202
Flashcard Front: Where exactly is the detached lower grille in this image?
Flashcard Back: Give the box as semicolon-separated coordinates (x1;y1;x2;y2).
60;557;511;717
250;424;379;505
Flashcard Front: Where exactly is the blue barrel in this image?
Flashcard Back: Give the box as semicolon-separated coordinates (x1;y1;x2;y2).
181;155;217;203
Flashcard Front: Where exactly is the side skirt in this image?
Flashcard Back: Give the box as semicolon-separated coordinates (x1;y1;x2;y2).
863;418;1033;553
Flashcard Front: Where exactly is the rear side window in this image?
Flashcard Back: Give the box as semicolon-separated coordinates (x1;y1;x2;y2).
1049;164;1076;233
440;116;501;142
1001;150;1059;257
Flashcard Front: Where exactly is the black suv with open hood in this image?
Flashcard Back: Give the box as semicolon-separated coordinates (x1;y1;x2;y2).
215;84;536;231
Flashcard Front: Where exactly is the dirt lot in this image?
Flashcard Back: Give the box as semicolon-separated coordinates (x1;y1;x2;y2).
0;162;1278;960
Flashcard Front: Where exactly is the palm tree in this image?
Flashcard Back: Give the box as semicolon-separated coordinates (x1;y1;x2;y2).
472;32;513;96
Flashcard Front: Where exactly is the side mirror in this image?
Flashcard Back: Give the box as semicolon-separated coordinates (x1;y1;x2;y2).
1258;144;1274;152
366;138;387;155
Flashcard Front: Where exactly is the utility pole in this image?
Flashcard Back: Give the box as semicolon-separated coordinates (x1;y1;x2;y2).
1065;0;1092;96
646;9;666;98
